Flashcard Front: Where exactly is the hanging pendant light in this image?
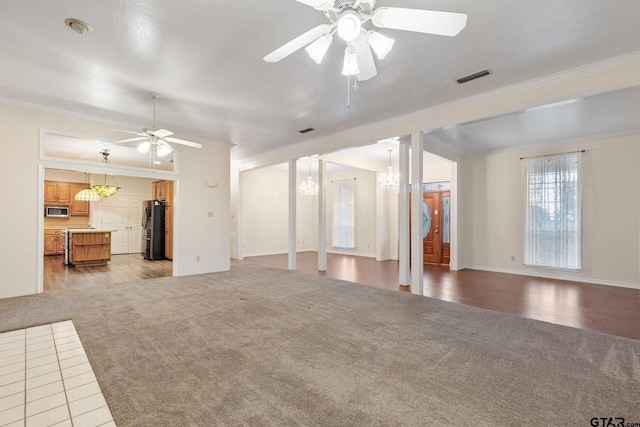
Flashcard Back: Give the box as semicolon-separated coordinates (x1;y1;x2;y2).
74;150;120;200
299;164;319;199
90;150;120;197
75;172;100;201
379;148;400;192
74;187;101;202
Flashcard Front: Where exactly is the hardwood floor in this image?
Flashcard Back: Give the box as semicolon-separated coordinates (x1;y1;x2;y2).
44;254;172;291
246;252;640;340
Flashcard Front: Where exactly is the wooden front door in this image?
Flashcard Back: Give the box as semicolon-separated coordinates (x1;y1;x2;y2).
410;190;451;265
422;192;440;263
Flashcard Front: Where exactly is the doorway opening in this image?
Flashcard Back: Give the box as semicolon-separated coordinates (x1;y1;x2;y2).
39;132;178;293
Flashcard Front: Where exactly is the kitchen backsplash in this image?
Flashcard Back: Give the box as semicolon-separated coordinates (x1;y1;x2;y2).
44;216;90;229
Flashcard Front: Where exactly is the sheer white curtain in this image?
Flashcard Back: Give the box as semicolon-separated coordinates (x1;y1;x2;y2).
332;179;356;249
524;152;582;270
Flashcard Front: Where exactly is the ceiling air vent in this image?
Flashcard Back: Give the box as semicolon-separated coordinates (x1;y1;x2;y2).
456;69;491;84
299;127;315;134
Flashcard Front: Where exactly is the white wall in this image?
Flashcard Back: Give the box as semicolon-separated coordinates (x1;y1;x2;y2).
459;132;640;288
174;143;230;275
423;158;453;183
0;103;231;299
241;168;289;256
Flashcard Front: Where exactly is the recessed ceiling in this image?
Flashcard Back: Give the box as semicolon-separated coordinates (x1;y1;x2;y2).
426;86;640;153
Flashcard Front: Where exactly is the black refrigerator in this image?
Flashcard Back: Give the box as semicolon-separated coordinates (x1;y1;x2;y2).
142;200;165;260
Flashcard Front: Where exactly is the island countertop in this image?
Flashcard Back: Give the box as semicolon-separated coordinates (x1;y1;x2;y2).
66;228;116;234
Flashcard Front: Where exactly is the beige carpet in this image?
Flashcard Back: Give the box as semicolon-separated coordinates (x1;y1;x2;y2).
1;260;639;426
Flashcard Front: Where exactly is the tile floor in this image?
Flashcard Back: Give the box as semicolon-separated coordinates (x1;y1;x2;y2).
0;321;115;427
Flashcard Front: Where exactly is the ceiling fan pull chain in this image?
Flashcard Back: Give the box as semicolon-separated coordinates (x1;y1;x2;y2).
346;75;351;109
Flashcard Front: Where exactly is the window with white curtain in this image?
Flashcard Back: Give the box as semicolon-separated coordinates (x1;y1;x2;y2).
524;152;582;270
332;179;356;249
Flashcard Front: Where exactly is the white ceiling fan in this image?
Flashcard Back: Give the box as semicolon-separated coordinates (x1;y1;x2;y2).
113;92;202;158
264;0;467;81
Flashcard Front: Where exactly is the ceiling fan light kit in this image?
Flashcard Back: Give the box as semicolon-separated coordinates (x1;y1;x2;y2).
336;10;361;42
367;31;394;59
264;0;467;82
113;92;202;167
305;33;333;64
342;45;359;76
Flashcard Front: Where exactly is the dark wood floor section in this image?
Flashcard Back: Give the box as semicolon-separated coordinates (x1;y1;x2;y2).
44;254;173;291
246;252;640;340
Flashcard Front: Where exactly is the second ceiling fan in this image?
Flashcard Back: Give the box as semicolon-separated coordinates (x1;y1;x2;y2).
114;92;202;159
264;0;467;81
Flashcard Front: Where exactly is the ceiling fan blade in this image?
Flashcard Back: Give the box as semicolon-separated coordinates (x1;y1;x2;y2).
352;34;377;81
152;128;174;138
108;128;146;137
114;137;147;144
295;0;333;10
372;8;467;37
164;136;202;149
264;24;333;62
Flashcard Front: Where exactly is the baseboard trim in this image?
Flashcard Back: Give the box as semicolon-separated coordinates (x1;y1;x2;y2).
461;265;640;290
244;250;378;259
326;250;376;259
243;251;287;257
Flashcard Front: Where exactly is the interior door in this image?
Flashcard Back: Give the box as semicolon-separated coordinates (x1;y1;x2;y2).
128;197;143;254
102;196;128;254
101;195;145;255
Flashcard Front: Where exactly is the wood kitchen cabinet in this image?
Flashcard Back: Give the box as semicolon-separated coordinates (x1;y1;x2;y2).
152;180;169;200
44;229;64;255
69;183;90;216
44;181;70;204
152;180;173;259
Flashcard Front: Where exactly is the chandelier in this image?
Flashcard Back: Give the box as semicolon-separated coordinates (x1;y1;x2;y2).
74;150;120;201
379;149;399;192
299;164;319;198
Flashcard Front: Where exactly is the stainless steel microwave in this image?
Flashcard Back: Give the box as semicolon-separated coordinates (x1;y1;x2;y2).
45;206;69;217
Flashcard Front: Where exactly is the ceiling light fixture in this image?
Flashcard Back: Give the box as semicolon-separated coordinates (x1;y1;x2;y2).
299;163;319;199
74;185;100;202
305;34;333;64
367;31;394;59
90;150;120;197
337;10;362;42
379;149;400;192
64;18;92;35
137;141;151;154
341;45;359;76
74;150;120;201
264;2;467;83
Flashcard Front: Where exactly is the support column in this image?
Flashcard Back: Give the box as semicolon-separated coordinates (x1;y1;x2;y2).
233;168;243;260
375;171;384;261
410;132;424;295
398;139;410;286
288;159;297;270
318;159;327;271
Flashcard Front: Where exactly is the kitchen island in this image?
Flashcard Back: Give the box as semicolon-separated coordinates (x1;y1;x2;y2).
66;229;115;267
